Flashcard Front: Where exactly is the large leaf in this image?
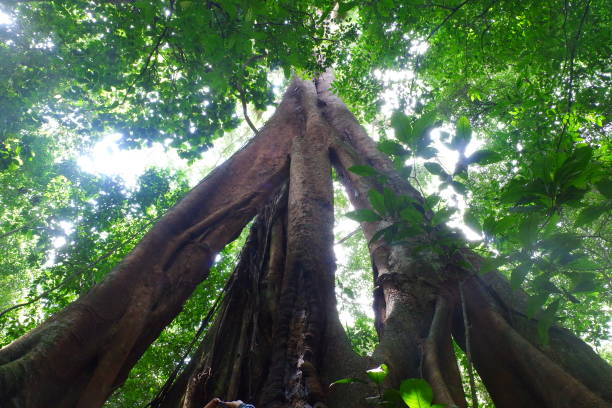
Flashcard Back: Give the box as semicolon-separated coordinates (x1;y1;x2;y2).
378;140;408;156
452;116;472;153
517;214;540;247
595;179;612;199
329;377;368;387
390;111;413;144
423;162;447;177
538;299;560;345
399;378;433;408
463;208;481;232
467;149;502;165
345;209;381;222
400;206;424;225
366;364;389;384
368;189;387;215
575;204;608;226
510;262;530;290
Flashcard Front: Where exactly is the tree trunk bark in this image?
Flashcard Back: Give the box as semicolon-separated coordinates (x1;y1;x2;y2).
1;75;610;408
315;71;612;408
153;78;369;408
0;80;304;408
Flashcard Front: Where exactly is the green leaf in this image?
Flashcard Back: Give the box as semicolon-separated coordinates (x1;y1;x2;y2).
511;262;530;291
412;111;436;147
418;146;438;159
345;209;381;222
329;377;368;387
467;149;502;165
453;116;472;153
424;162;447;177
595;179;612;199
527;293;549;318
391;111;413;144
400;206;424;225
399;378;433;408
479;256;506;274
368;189;386;215
575;204;608;226
538;299;560;345
366;364;389;384
463;208;481;232
518;214;539;247
451;180;468;195
378;140;407;156
370;225;396;244
432;207;456;226
383;187;398;215
426;194;441;209
348;165;379;177
570;273;598;294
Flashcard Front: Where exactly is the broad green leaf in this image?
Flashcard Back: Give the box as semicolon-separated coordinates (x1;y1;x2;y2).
453;116;472;153
538;299;560;345
432;207;456;226
378;140;407;156
479;256;506;274
463;208;481;232
527;293;549;318
345;209;381;222
569;273;598;294
575;204;608;226
348;165;379;177
383;187;398;214
412;111;436;148
595;179;612;199
400;206;423;225
518;215;539;247
426;194;441;209
399;378;433;408
418;146;438;159
391;111;413;144
370;225;396;244
329;377;368;387
382;389;403;407
511;262;530;290
424;162;447;177
467;149;502;165
368;189;386;215
366;364;389;384
451;180;467;195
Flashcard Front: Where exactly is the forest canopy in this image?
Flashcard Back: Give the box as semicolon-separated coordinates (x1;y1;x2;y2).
0;0;610;406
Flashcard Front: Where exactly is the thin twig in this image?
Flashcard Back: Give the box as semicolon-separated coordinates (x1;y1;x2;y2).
240;91;259;134
427;0;472;40
335;228;360;245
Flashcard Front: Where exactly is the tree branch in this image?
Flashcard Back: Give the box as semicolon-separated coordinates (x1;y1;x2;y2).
427;0;472;40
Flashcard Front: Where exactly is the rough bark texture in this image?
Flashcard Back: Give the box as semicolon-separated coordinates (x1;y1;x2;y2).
316;71;611;408
0;80;304;408
154;78;367;408
1;75;611;408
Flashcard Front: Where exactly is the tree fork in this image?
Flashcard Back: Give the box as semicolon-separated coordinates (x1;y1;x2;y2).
0;79;305;408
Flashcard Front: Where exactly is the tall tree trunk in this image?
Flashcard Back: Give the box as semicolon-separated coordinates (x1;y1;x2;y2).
0;80;305;408
1;75;611;408
315;72;612;408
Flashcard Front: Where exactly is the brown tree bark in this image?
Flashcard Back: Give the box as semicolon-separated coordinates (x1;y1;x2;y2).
315;71;611;408
1;75;611;408
0;80;304;408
